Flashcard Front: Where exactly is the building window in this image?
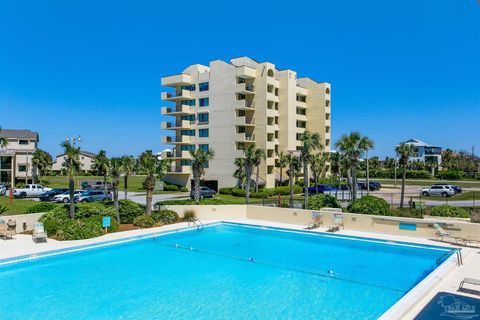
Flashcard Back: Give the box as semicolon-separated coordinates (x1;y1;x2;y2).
18;164;27;172
181;114;195;121
199;129;209;138
181;84;195;91
181;130;195;136
296;95;306;103
181;145;195;152
199;82;209;91
198;113;209;123
326;113;331;120
296;107;306;115
237;126;246;133
199;98;209;107
19;140;29;145
199;144;209;152
296;121;306;128
237;77;246;84
326;88;330;94
267;69;274;77
326;100;330;107
181;160;192;166
296;133;302;141
182;99;195;106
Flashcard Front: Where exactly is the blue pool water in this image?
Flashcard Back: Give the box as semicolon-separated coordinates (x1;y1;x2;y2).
0;222;452;319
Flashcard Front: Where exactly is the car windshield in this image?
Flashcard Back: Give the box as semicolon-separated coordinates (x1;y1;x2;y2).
80;192;89;196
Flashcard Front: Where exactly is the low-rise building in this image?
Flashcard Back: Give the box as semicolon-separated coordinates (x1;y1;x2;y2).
0;129;39;185
51;151;96;173
399;139;442;165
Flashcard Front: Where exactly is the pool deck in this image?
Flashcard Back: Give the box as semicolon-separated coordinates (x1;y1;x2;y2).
1;218;479;320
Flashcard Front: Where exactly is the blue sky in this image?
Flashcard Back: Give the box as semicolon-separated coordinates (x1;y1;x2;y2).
1;0;479;158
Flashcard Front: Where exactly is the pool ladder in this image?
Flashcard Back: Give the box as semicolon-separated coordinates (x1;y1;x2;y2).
191;218;204;230
436;249;463;266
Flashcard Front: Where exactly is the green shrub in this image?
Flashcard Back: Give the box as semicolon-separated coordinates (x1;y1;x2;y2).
55;218;104;240
179;187;189;192
133;214;156;228
152;209;179;224
347;196;390;216
270;185;303;195
24;202;58;214
40;206;71;236
0;204;8;215
76;202;116;219
164;184;179;191
405;170;431;179
106;199;144;224
307;194;341;210
219;187;234;195
437;170;465;180
183;209;196;222
158;198;226;206
429;205;470;218
250;191;269;198
232;188;246;197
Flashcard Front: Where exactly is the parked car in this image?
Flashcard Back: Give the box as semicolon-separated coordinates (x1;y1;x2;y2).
81;180;112;191
357;181;382;191
421;185;455;197
304;184;338;195
52;190;83;203
39;188;69;202
13;184;52;198
190;187;216;199
0;185;6;196
74;190;112;203
433;184;462;194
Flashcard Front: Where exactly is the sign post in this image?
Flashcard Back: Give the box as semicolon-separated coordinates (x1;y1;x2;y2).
102;216;111;233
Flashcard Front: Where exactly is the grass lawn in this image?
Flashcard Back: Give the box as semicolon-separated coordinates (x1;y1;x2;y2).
44;175;180;193
0;196;38;215
375;178;480;188
158;193;305;205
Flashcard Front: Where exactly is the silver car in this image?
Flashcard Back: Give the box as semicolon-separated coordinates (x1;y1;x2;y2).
420;185;455;197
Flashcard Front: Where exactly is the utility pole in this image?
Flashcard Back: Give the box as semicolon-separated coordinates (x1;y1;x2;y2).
394;159;397;188
66;135;82;188
366;149;370;196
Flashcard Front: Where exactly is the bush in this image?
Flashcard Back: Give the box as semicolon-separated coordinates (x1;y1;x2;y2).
158;198;226;205
107;199;144;224
152;209;179;224
307;194;341;210
250;191;270;198
76;202;117;219
183;209;196;222
55;218;105;241
219;187;234;195
164;184;179;191
437;170;465;180
179;187;189;192
429;205;470;218
405;170;431;179
347;196;390;216
133;214;156;228
0;204;7;215
232;188;246;197
270;186;303;195
40;206;71;236
24;202;58;214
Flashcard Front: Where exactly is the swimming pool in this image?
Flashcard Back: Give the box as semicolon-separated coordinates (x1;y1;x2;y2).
0;222;454;319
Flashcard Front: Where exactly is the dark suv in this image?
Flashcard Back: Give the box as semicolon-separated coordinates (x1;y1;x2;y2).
39;188;69;202
190;187;216;199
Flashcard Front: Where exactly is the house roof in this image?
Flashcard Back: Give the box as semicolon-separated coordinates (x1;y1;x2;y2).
55;150;96;159
0;129;39;141
399;139;440;148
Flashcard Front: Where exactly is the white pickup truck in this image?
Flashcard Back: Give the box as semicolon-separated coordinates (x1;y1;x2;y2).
13;184;52;198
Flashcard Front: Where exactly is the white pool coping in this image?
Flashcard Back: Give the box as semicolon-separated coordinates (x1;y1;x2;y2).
1;218;477;320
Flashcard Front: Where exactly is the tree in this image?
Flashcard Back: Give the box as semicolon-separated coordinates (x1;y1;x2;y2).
300;130;323;209
276;151;288;186
252;148;265;193
310;153;328;194
233;158;246;188
285;153;302;208
93;150;109;194
242;144;264;204
0;127;7;148
109;157;124;222
190;148;215;203
121;155;136;200
60;140;81;220
335;132;374;200
139;150;169;215
395;142;414;209
32;149;53;182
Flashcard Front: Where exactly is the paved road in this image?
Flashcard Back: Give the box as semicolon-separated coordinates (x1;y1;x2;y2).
120;192;189;206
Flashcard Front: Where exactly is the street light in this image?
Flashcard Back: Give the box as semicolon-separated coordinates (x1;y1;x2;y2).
66;135;82;146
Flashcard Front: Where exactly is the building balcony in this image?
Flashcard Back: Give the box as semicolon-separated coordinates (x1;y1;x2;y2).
167;165;192;175
266;92;279;103
267;76;279;87
235;99;255;110
236;116;255;127
172;150;193;160
161;74;193;87
161;120;192;130
161;105;193;116
235;132;255;143
236;83;255;95
161;89;193;101
236;66;256;78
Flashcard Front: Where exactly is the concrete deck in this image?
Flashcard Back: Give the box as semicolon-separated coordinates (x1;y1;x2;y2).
1;218;478;320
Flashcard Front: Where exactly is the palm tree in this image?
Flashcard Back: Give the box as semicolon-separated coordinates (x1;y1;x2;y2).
139;150;169;215
109;157;124;222
395;142;414;208
275;151;288;187
285;153;302;208
310;153;328;194
233;158;246;188
32;149;53;182
0;127;7;148
121;155;135;200
253;148;265;193
300;130;323;209
335;132;374;200
93;150;110;194
190;148;215;203
60;140;81;220
242;144;264;204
